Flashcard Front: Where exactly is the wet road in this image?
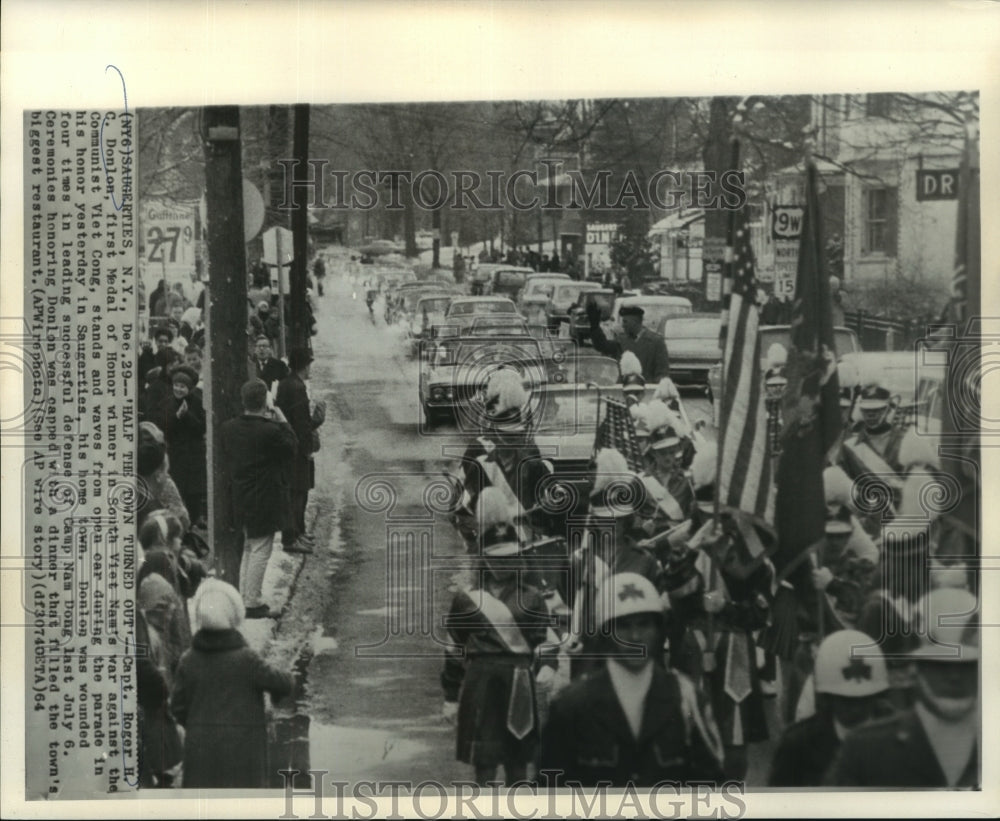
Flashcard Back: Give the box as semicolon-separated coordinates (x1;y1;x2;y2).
297;272;729;785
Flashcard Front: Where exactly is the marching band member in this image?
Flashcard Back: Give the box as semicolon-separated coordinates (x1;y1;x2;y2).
832;588;980;787
540;572;725;786
457;368;553;544
441;488;554;786
770;630;891;786
619;350;646;408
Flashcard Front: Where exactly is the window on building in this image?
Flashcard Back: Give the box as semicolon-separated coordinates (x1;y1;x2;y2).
863;187;897;255
865;93;894;118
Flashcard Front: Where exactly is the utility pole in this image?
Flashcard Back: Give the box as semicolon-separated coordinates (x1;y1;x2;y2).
290;103;310;351
701;97;737;310
202;105;249;584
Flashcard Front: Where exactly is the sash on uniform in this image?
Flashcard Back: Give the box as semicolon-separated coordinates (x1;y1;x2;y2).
475;589;535;740
842;438;904;492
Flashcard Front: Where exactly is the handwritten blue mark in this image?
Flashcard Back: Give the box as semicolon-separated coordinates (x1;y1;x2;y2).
100;65;131;212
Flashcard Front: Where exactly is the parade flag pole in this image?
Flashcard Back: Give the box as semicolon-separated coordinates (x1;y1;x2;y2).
765;143;842;658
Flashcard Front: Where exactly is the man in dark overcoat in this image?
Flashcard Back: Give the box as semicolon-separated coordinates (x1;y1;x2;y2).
275;347;322;554
220;379;298;618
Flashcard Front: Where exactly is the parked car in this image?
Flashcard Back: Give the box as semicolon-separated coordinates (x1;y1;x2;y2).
516;273;572;309
419;333;546;428
608;295;693;334
658;313;722;387
568;288;617;345
407;292;455;356
545;280;605;333
442;296;521;335
467;263;517;296
708;324;862;417
484;267;534;299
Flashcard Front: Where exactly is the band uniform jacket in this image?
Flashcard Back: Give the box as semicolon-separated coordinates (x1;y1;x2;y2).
539;663;725;787
441;582;552;767
768;711;841;787
460;434;551;525
219;413;298;538
830;708;978;788
590;324;671;382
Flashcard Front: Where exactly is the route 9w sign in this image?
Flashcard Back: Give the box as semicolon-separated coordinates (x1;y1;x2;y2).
771;205;804;240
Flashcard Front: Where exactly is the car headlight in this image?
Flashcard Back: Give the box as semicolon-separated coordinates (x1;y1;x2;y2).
431;387;445;401
445;387;454;399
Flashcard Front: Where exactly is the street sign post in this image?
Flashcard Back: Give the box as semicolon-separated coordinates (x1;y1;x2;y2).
771;205;804;240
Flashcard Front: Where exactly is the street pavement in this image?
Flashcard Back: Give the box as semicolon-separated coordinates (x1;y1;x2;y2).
260;267;778;787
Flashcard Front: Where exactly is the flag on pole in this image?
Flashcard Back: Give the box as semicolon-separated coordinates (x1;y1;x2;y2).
936;125;980;559
772;162;842;578
717;150;772;519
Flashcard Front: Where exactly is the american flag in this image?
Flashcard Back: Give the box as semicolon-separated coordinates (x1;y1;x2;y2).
717;200;773;519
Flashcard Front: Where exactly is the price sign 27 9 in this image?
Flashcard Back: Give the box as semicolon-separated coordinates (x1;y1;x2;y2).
146;224;193;263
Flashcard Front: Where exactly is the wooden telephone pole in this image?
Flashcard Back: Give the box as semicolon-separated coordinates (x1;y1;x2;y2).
202;105;249;584
289;103;310;351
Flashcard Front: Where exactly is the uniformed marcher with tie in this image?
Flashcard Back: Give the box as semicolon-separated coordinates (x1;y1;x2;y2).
441;489;554;786
540;572;725;787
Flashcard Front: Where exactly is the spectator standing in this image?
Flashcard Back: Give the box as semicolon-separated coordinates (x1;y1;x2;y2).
170;580;294;788
275;348;324;555
160;367;207;527
251;336;290;394
312;256;326;296
220;379;298;618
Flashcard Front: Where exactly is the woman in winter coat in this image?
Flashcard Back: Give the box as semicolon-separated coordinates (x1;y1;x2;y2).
137;573;186;787
170;580;294;788
159;367;207;526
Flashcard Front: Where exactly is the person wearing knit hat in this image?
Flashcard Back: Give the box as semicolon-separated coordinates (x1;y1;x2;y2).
136;569;187;787
170;579;294;788
440;488;551;786
158;361;207;527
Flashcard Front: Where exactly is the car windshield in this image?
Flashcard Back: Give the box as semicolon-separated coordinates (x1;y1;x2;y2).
760;327;859;358
418;297;451;313
496;271;527;287
629;302;692;329
663;317;720;339
534;389;604;434
469;321;529;336
553;283;596;307
449;301;514;316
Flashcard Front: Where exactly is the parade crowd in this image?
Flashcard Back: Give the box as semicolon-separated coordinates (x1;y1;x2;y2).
438;299;979;790
131;256;979;792
134;263;327;788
